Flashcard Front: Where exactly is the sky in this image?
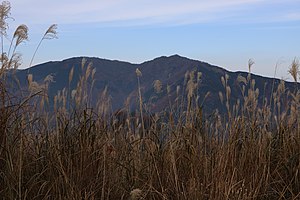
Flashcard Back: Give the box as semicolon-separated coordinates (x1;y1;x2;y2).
5;0;300;79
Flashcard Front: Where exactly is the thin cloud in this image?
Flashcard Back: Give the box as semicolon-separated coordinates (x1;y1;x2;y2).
6;0;272;25
284;12;300;21
7;0;300;27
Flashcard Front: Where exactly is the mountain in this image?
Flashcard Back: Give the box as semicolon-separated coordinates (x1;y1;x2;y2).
9;55;298;114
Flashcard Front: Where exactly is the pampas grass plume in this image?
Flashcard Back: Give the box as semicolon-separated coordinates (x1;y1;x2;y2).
130;188;142;200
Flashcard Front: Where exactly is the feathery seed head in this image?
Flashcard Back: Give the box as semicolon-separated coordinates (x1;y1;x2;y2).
69;67;74;85
44;74;55;84
197;72;202;82
81;58;87;70
92;68;96;80
219;91;224;104
130;188;142;200
277;80;285;94
9;53;22;70
251;79;256;88
248;59;254;73
71;89;76;99
226;86;231;100
153;79;162;93
184;71;189;85
189;70;196;82
237;75;247;85
0;52;7;62
85;62;93;79
186;79;196;99
288;58;299;82
136;68;142;77
255;88;259;97
176;85;180;96
225;73;229;81
14;24;28;46
29;81;41;93
242;85;245;94
43;24;58;40
221;76;225;88
27;74;33;84
167;84;171;95
0;1;10;36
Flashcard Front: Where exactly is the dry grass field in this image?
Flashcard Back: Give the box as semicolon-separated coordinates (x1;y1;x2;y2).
1;1;300;199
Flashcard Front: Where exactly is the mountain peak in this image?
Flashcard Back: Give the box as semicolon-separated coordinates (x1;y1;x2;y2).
170;54;188;59
141;54;194;66
154;54;189;61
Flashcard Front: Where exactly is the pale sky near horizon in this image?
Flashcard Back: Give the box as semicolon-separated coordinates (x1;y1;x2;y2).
5;0;300;79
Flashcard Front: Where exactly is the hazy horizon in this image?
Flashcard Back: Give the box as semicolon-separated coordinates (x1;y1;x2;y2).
6;0;300;80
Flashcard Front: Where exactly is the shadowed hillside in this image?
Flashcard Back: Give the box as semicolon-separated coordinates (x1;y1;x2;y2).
11;54;298;114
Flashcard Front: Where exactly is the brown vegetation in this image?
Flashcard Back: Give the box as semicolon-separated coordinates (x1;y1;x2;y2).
1;2;300;199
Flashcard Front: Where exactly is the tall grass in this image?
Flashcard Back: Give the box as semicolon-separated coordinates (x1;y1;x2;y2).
1;1;300;199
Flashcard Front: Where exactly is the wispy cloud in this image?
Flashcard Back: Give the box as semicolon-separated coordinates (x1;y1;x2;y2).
284;12;300;21
10;0;299;26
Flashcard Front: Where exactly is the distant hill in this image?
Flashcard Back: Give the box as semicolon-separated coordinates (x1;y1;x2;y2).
10;55;298;114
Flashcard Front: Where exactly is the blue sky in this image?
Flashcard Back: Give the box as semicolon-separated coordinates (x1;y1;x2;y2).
6;0;300;79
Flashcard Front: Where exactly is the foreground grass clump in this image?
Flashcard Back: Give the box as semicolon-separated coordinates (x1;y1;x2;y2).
1;58;300;200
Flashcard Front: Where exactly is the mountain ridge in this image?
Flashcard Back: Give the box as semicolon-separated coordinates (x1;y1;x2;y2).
20;55;292;82
11;54;298;114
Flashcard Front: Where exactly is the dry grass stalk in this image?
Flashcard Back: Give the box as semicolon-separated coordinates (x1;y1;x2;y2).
29;24;58;67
